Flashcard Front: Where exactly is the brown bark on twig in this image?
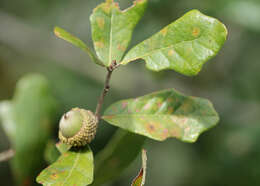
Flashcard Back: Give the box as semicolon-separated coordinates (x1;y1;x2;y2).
95;60;119;121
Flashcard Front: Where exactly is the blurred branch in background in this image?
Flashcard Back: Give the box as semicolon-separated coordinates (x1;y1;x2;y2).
0;149;14;162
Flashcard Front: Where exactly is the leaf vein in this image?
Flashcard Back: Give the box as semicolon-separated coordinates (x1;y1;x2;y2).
62;152;80;186
124;36;203;63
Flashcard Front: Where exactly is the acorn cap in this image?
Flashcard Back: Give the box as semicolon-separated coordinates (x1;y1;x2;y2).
59;108;98;147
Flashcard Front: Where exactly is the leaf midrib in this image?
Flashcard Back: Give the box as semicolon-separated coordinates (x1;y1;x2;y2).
62;152;80;186
122;36;206;64
108;9;114;65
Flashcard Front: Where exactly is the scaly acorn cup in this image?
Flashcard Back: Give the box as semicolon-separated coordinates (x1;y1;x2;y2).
58;108;98;147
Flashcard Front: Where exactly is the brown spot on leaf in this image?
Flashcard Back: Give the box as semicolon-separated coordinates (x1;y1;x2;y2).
102;2;112;14
97;17;105;29
57;158;63;163
146;123;156;133
51;173;58;180
168;49;174;56
122;101;128;109
95;41;104;48
114;2;120;9
161;129;169;139
117;44;126;51
54;29;61;37
192;27;200;37
161;27;168;36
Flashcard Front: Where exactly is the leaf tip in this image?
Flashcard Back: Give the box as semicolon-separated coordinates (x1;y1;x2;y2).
131;149;147;186
36;174;43;185
54;26;62;38
221;22;229;40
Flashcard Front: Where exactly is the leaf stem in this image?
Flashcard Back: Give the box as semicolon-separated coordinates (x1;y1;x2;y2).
0;149;15;162
95;60;119;121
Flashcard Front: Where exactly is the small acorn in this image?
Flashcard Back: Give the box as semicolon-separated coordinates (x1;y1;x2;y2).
58;108;98;147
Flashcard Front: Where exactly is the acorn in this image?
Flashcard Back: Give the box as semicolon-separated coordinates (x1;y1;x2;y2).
58;108;98;147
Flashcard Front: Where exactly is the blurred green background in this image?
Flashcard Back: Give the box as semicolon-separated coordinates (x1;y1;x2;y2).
1;0;260;185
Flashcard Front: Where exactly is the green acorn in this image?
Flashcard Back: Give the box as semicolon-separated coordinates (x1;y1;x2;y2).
58;108;98;147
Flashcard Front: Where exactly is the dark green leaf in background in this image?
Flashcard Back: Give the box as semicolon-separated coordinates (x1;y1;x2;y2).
44;140;60;164
103;89;219;142
121;10;227;76
54;27;104;66
92;129;145;186
90;0;147;66
37;145;94;186
0;74;59;185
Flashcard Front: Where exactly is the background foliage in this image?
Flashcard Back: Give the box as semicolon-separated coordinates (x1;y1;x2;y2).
0;0;260;185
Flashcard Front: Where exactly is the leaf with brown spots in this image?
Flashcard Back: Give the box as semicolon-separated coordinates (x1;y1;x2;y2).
36;145;94;186
131;149;147;186
54;27;104;66
103;89;219;142
121;10;228;76
90;0;147;66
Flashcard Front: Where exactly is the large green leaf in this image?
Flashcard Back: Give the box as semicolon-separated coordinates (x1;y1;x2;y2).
131;149;147;186
92;129;145;186
37;145;94;186
121;10;227;76
90;0;147;66
103;89;219;142
54;27;104;66
0;74;59;185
